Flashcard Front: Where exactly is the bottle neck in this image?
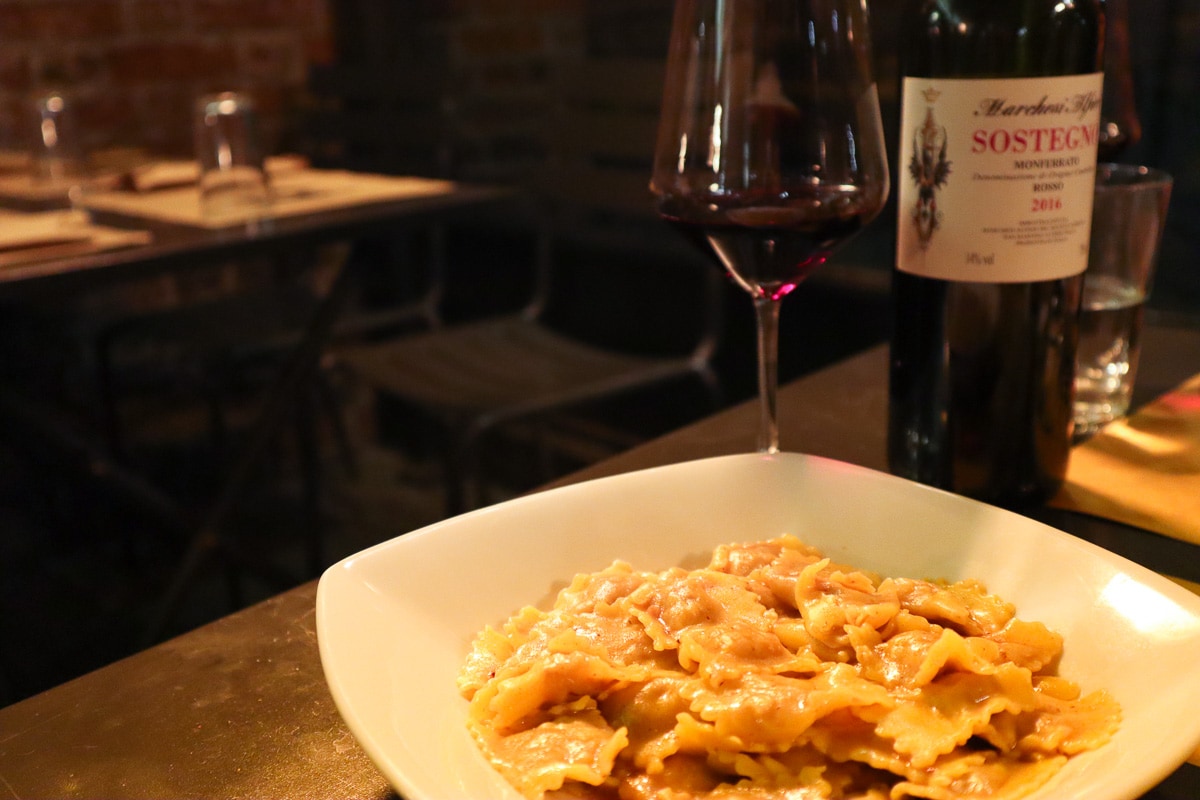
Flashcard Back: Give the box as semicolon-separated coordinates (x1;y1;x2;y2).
905;0;1104;79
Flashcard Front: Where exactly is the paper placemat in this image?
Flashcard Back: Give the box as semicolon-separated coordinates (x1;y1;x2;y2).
0;209;92;251
1050;371;1200;546
0;209;152;267
80;169;457;230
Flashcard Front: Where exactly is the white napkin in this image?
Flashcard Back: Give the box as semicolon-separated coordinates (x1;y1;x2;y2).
128;154;310;192
129;160;200;192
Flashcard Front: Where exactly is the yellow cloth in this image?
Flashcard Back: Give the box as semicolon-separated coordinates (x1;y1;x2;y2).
1051;372;1200;546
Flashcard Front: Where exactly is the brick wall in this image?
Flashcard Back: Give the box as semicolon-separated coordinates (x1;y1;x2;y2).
0;0;1194;308
443;0;585;180
0;0;334;159
312;0;675;183
0;0;666;181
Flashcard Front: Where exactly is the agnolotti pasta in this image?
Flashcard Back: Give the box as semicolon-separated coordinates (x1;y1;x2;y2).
457;536;1119;799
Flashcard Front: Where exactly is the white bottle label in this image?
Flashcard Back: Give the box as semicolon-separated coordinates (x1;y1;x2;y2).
896;74;1104;282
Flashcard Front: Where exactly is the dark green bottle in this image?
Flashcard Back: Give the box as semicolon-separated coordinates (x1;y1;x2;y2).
887;0;1105;508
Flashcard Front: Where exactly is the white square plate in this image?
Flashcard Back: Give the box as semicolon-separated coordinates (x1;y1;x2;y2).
317;453;1200;799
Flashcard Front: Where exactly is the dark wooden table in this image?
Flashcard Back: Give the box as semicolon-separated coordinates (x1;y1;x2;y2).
0;316;1196;799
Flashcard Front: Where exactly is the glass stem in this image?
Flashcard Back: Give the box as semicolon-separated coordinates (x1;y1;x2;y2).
753;295;782;454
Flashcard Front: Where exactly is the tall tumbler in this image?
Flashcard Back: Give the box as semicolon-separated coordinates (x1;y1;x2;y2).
1073;164;1172;439
193;91;272;220
32;90;84;184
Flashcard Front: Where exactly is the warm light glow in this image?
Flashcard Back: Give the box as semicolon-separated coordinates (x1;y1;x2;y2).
709;103;723;173
1099;573;1200;637
40;119;58;149
1106;424;1187;458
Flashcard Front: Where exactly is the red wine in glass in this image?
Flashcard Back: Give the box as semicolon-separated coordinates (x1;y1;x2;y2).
660;188;876;300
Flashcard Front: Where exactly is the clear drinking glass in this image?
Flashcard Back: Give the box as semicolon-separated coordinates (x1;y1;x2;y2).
29;89;92;214
1074;164;1172;439
31;90;84;184
651;0;890;454
193;91;272;219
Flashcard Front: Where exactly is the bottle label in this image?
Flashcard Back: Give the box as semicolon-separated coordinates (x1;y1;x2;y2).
896;74;1104;282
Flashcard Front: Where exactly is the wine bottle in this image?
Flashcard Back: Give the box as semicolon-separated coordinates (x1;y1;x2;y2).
887;0;1104;508
1097;0;1141;161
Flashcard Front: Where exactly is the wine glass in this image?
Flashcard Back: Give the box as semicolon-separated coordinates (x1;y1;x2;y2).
652;0;889;454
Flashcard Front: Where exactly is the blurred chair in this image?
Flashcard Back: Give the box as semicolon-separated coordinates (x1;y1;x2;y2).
331;56;725;514
332;220;723;514
89;224;446;571
94;224;448;446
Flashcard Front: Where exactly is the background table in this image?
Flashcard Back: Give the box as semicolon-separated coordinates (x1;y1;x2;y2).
0;177;507;299
0;177;512;641
0;317;1196;799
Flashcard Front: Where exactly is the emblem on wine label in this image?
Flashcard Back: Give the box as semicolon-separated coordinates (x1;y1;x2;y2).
908;88;951;248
